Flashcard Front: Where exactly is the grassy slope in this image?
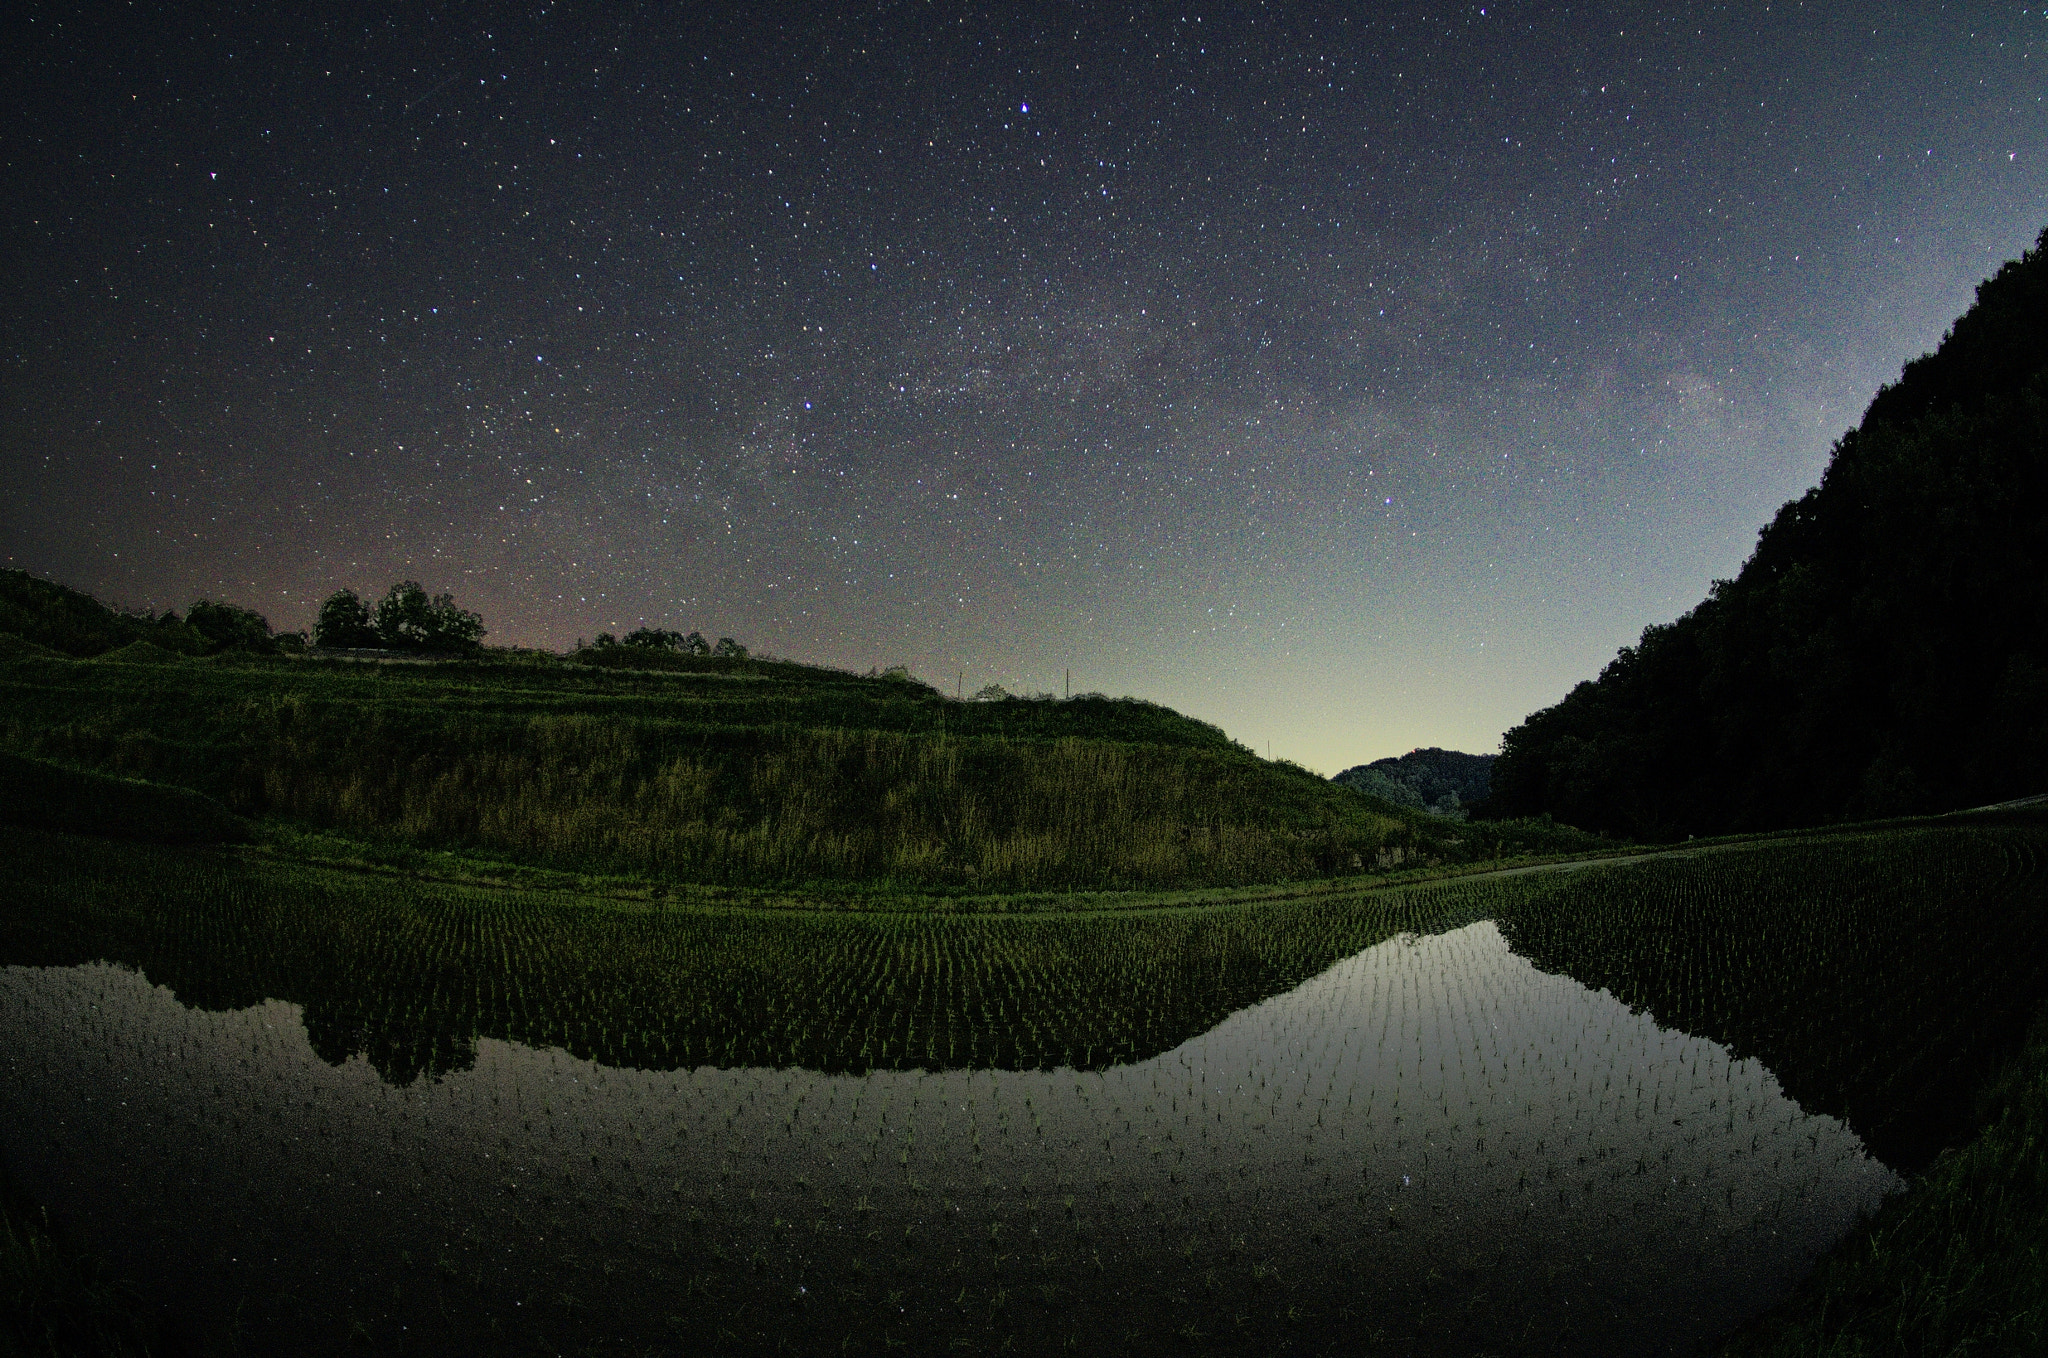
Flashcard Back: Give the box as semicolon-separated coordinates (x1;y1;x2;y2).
0;641;1597;893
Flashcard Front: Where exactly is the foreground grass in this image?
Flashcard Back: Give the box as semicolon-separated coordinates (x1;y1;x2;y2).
1719;1007;2048;1357
0;1169;158;1358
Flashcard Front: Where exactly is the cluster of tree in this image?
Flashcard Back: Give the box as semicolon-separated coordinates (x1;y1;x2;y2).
187;599;300;653
0;568;306;657
313;582;485;653
1333;748;1495;818
1484;226;2048;839
585;627;747;658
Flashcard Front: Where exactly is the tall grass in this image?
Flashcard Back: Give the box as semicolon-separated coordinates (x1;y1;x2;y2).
0;1166;160;1358
256;720;1405;889
0;651;1453;890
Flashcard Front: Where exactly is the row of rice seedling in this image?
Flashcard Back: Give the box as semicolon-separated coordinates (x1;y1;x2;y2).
0;827;1510;1085
1;883;1905;1355
4;813;2041;1351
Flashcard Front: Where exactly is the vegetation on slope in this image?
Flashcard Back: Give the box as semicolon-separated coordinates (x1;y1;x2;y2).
1487;227;2048;838
1332;746;1494;817
0;568;296;660
0;578;1598;891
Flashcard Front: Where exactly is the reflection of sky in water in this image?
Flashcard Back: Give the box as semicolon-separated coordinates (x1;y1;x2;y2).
0;920;1897;1356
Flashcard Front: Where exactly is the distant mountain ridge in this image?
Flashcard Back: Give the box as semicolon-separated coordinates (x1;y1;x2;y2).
1333;748;1494;818
1486;226;2048;838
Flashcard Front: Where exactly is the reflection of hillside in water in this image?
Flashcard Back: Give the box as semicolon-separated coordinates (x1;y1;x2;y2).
2;817;2039;1171
0;922;1899;1358
1496;822;2048;1174
0;828;1504;1085
9;820;2040;1354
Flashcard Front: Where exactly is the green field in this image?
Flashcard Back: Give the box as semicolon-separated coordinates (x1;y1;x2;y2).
0;824;1518;1084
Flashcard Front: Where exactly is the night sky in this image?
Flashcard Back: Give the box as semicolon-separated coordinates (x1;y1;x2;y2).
4;2;2043;771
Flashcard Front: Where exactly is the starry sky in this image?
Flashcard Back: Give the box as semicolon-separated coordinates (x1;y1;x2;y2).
4;2;2044;772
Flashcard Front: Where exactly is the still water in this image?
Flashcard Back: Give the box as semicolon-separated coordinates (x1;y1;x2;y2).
0;917;1895;1356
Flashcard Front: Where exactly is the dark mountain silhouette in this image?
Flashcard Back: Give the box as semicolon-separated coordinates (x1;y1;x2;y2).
1485;227;2048;839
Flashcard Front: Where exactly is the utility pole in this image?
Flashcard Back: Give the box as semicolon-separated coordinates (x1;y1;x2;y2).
1065;668;1070;700
957;670;963;699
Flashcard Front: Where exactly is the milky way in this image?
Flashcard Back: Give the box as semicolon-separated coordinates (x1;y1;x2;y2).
4;2;2043;768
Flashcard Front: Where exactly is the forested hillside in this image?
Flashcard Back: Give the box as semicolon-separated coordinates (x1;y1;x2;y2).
1332;748;1493;817
1487;228;2048;839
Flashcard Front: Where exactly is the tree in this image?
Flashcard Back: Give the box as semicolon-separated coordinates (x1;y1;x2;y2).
314;590;380;648
1487;226;2048;836
712;636;749;659
681;631;711;656
423;591;486;651
372;581;485;652
185;599;275;653
624;627;681;650
372;582;434;649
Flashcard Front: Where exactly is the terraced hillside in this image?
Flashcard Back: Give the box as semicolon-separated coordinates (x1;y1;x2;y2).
0;586;1598;893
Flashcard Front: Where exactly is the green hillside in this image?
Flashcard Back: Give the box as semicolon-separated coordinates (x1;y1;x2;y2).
1488;227;2048;838
0;571;1596;894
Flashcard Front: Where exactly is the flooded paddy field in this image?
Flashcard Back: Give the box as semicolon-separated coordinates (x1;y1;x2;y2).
1;818;2043;1355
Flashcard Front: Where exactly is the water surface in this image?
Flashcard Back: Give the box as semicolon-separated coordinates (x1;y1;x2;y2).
1;918;1897;1355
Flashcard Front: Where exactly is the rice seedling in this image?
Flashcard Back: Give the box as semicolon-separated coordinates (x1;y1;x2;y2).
0;812;2040;1353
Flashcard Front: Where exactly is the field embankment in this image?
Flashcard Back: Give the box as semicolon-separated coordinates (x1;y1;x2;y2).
0;750;247;846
